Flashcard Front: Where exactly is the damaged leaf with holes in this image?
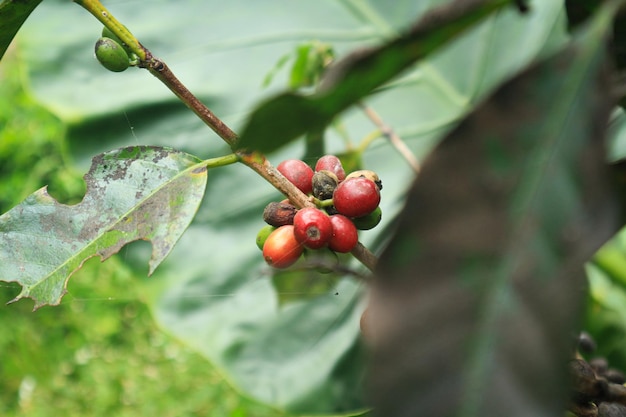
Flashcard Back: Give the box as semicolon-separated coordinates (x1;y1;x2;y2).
0;146;207;309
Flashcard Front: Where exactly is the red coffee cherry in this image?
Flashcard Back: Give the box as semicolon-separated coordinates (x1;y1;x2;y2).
328;214;358;253
263;225;303;268
315;155;346;181
333;177;381;218
293;208;333;249
277;159;314;194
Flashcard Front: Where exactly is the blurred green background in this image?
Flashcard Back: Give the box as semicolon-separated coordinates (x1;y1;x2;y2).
0;47;291;417
4;1;626;416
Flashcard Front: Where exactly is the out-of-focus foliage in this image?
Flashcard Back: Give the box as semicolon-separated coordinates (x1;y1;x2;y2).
0;49;291;417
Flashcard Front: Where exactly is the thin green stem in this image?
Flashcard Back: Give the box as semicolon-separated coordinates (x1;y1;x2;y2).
312;198;335;208
203;153;240;169
358;129;383;153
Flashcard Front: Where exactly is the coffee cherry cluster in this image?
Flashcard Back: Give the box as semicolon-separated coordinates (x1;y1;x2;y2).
568;332;626;417
257;155;383;269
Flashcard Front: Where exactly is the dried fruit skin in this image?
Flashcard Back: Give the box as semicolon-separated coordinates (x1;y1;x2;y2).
277;159;314;194
333;177;381;218
315;155;346;181
328;215;359;253
263;225;303;268
263;201;297;227
293;208;333;249
312;170;339;200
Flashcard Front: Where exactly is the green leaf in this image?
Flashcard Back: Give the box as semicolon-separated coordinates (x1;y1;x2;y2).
369;4;619;417
236;0;512;153
0;146;207;309
0;0;42;60
585;262;626;371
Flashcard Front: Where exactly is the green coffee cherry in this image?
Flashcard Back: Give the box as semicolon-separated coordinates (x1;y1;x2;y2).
352;206;382;230
256;224;276;250
95;37;130;72
102;27;126;49
101;26;136;56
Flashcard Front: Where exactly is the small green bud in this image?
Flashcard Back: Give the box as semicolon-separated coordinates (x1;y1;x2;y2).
95;37;130;72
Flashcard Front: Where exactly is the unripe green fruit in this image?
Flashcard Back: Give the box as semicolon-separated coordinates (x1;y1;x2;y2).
102;25;137;58
95;37;130;72
352;206;382;230
102;27;126;49
256;225;276;250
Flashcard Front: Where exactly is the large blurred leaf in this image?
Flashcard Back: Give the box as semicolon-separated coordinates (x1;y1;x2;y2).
0;146;207;309
0;0;42;60
369;4;618;417
15;0;567;164
236;0;512;153
10;0;570;414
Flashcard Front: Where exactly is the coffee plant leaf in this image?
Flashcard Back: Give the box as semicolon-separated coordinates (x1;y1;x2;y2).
235;0;512;154
0;0;42;60
0;146;207;309
369;4;620;417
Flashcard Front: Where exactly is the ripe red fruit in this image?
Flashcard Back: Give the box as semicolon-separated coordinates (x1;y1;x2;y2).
293;208;333;249
333;177;381;218
263;225;303;268
277;159;314;194
315;155;346;181
328;215;358;253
